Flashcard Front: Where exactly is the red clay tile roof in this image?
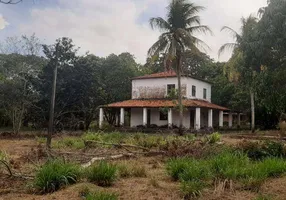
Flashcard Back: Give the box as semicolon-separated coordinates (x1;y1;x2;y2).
105;99;229;111
133;71;212;84
134;71;177;79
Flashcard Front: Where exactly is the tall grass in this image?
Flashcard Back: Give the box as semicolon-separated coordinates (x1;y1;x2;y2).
34;160;81;193
85;191;118;200
85;161;117;186
166;150;286;196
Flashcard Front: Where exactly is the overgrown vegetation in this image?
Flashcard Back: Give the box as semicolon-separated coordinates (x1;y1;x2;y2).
79;186;118;200
85;161;117;187
167;149;286;198
117;161;147;178
33;160;81;193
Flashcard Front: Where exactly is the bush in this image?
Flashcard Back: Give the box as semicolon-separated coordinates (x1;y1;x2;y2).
180;180;206;199
86;191;118;200
206;132;221;144
86;161;117;186
179;160;212;181
166;157;193;181
34;160;81;193
238;141;286;160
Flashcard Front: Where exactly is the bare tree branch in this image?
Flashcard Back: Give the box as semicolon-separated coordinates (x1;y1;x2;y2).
0;0;22;4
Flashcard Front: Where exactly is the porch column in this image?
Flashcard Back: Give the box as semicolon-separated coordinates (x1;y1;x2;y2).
143;108;147;127
195;107;201;130
229;113;233;128
219;111;224;128
168;108;173;128
208;109;213;128
99;108;104;129
238;113;241;128
120;108;125;126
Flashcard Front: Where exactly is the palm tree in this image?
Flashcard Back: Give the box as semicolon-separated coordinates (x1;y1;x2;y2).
148;0;211;134
218;16;257;133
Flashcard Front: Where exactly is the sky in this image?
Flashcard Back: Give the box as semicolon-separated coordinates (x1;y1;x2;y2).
0;0;267;63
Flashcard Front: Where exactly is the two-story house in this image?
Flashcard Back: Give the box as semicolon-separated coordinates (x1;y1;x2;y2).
99;71;229;130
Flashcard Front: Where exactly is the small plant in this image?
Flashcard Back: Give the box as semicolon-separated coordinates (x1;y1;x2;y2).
86;161;117;186
255;194;274;200
179;160;212;181
180;180;205;199
85;191;118;200
132;165;147;177
34;160;81;193
166;157;193;181
117;162;147;178
53;137;85;149
206;132;221;144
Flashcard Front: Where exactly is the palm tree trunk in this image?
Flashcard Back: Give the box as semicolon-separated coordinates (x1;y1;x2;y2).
47;65;58;149
177;54;183;135
250;89;255;133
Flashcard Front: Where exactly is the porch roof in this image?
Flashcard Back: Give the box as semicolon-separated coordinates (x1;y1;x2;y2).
104;99;229;111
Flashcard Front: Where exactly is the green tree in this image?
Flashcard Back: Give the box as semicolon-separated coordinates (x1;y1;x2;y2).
148;0;211;134
219;16;258;132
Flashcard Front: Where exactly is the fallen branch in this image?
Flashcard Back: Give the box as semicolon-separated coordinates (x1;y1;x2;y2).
0;160;34;180
84;140;150;152
0;160;12;176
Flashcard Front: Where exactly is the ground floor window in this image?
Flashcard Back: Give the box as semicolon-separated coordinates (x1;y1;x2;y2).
159;110;168;120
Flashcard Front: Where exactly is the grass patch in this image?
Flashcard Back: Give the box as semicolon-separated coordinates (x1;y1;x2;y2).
166;150;286;194
85;191;118;200
53;137;85;149
34;159;81;193
180;180;206;199
117;161;147;178
85;161;117;186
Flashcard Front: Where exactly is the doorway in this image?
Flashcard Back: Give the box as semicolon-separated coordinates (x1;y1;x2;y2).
147;109;151;127
190;109;195;129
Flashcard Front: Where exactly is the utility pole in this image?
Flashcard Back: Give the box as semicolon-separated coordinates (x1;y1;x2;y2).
47;64;57;149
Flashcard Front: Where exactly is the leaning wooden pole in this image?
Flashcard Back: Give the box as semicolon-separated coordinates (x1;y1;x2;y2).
47;64;58;149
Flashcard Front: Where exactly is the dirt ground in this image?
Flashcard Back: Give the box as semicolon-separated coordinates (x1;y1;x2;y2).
1;132;286;200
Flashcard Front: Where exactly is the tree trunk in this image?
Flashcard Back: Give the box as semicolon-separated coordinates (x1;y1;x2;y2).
47;65;58;149
177;54;183;135
250;89;255;133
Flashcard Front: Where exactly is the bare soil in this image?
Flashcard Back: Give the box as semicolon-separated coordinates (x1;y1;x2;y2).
1;132;286;200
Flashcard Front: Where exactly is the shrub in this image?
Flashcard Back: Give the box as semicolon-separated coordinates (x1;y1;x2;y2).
85;191;118;200
86;161;117;186
206;132;221;144
180;180;206;199
179;160;212;181
34;160;81;193
166;157;193;181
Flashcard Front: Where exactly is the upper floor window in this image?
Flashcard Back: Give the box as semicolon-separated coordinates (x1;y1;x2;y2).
203;88;207;99
167;84;175;95
192;85;196;97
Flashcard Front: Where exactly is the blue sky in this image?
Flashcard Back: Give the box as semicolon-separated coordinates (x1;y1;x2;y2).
0;0;267;63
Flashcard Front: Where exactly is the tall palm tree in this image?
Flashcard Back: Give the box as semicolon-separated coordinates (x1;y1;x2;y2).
148;0;211;134
218;16;257;133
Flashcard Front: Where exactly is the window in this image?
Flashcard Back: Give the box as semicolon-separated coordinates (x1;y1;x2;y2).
203;88;207;99
167;84;175;95
159;111;168;121
192;85;196;97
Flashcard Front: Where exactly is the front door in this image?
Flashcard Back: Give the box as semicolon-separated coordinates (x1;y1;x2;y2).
190;110;195;129
147;109;151;127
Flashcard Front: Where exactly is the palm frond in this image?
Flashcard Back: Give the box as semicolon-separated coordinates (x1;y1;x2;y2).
147;33;172;58
185;15;200;26
221;26;241;41
184;3;205;18
149;17;171;31
186;25;213;35
218;43;238;57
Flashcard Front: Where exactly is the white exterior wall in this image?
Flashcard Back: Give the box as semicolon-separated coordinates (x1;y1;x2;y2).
132;77;211;102
132;77;189;99
130;108;191;129
186;79;211;102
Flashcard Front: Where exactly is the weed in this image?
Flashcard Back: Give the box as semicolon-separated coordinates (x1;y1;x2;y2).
117;162;147;178
149;177;160;188
166;157;193;181
255;194;274;200
179;160;212;181
85;191;118;200
132;165;147;177
53;137;85;149
206;132;221;144
34;160;81;193
85;161;117;186
180;180;205;199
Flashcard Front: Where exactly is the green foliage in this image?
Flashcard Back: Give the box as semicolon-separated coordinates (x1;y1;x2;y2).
238;141;286;160
85;161;117;187
34;160;81;193
53;137;85;149
180;180;206;199
166;157;194;181
85;191;118;200
206;132;221;144
255;194;274;200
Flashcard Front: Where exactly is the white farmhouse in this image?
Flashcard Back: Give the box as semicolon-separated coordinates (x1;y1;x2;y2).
99;71;229;130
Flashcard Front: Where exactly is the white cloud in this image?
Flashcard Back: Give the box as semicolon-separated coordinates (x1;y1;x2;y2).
0;14;9;30
19;0;160;63
17;0;268;63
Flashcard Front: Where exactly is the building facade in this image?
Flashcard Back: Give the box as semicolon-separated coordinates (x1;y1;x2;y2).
99;71;231;130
